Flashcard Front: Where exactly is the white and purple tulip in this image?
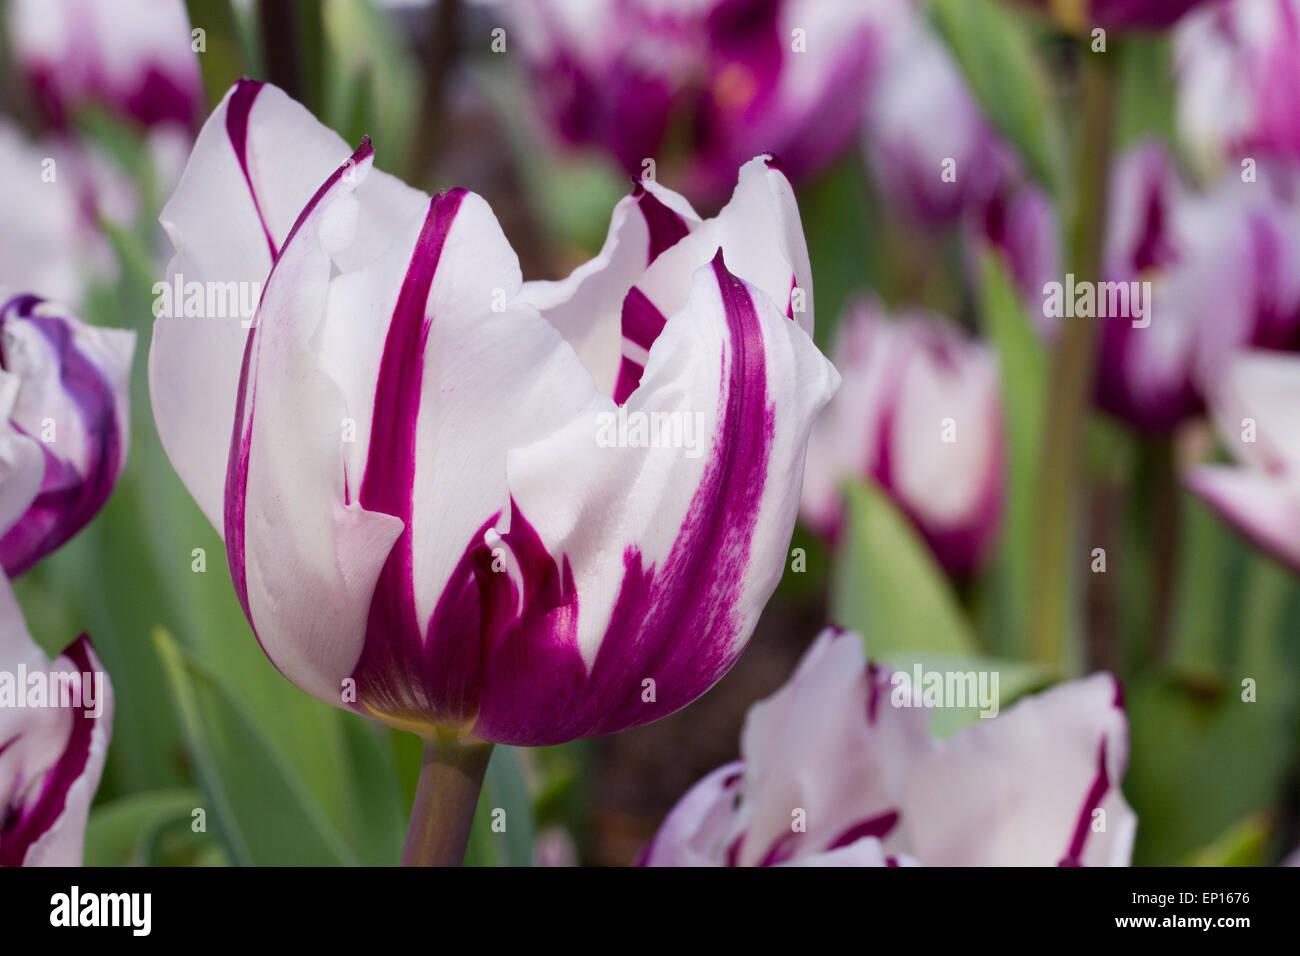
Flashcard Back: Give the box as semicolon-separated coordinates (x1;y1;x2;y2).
1094;141;1300;431
641;627;1136;866
1185;350;1300;573
0;403;112;867
149;81;837;746
0;292;134;577
801;301;1004;577
1175;0;1300;174
0;580;111;867
863;13;1007;226
7;0;203;131
509;0;899;199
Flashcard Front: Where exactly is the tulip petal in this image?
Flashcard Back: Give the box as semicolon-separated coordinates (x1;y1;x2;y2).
517;181;701;397
1185;466;1300;573
730;629;931;866
467;255;838;745
0;293;134;575
225;145;407;706
612;156;815;402
0;579;112;867
151;80;424;532
900;672;1135;866
637;761;744;867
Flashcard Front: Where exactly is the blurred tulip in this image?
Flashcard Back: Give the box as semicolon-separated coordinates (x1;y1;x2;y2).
150;80;837;747
509;0;904;199
1093;141;1300;431
801;301;1004;577
7;0;203;132
864;14;1006;226
0;292;134;577
641;627;1135;866
1185;350;1300;573
0;123;127;310
1021;0;1220;30
1174;0;1300;175
0;432;112;866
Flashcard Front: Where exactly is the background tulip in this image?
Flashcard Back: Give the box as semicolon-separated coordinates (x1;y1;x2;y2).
1094;141;1300;430
641;628;1135;866
1175;0;1300;173
508;0;902;199
1185;350;1300;572
801;301;1004;577
150;81;837;751
0;291;134;577
0;409;112;867
863;14;1006;226
6;0;203;132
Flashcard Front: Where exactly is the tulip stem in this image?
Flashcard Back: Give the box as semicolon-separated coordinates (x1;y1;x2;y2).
1026;42;1118;672
401;734;493;867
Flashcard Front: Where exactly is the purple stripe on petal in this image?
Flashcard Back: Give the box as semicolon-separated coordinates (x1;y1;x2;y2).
633;182;690;264
621;286;669;352
0;300;123;577
825;810;899;852
470;250;776;746
225;78;277;260
1058;740;1111;867
612;355;646;406
348;190;477;730
0;635;99;866
225;141;377;647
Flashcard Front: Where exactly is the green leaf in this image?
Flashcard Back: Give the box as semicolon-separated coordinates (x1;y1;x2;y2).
1184;813;1272;867
928;0;1064;194
975;251;1048;652
337;715;406;865
830;480;978;657
464;747;535;867
84;790;204;866
152;629;358;866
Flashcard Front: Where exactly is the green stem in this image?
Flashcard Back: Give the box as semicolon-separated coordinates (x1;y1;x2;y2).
1026;43;1118;673
400;735;493;867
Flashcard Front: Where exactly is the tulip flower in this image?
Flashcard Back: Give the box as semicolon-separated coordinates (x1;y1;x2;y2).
150;80;836;761
641;627;1135;866
0;396;112;866
0;123;128;310
1021;0;1220;31
801;301;1004;577
863;14;1007;226
7;0;203;132
0;292;134;577
1174;0;1300;174
1092;142;1300;431
508;0;902;199
1185;350;1300;573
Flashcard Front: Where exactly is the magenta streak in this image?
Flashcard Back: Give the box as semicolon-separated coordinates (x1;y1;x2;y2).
468;250;775;746
825;809;900;852
866;662;883;724
348;190;474;725
225;79;278;260
0;298;122;577
1059;740;1111;867
225;141;376;635
0;636;98;866
614;286;669;404
633;183;690;264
